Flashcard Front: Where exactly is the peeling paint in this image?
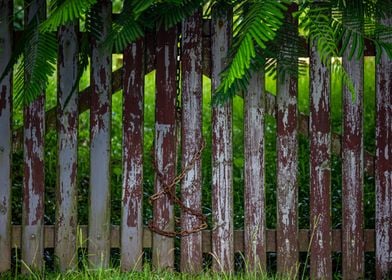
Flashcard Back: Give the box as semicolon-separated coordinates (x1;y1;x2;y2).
152;25;177;270
309;38;332;279
55;22;78;272
211;8;234;273
342;17;364;279
244;72;266;271
88;0;112;269
180;10;203;273
376;16;392;280
121;39;144;272
276;6;299;275
21;1;46;272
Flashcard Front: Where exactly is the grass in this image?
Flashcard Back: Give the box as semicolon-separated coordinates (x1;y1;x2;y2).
1;266;293;280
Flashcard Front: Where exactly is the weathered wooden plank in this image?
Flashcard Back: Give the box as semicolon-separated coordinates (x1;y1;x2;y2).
309;31;332;279
10;226;377;253
88;0;112;268
342;15;365;280
211;8;233;273
375;14;392;280
55;22;79;272
152;25;178;270
0;0;12;273
244;72;266;272
180;9;203;273
121;38;145;272
22;0;46;272
276;5;299;276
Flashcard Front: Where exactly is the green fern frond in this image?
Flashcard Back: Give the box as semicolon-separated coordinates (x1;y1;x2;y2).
40;0;97;32
330;1;392;62
82;3;105;42
152;0;204;29
104;0;153;53
14;28;57;106
213;0;287;103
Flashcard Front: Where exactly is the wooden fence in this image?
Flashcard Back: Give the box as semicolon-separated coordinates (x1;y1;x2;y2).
0;0;391;279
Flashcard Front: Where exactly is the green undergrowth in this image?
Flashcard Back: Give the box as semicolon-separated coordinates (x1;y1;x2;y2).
2;268;296;280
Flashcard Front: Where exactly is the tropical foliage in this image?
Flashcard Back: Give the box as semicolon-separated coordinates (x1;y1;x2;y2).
0;0;391;105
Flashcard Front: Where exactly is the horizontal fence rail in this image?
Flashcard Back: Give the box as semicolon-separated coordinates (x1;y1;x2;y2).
0;2;391;279
9;226;377;252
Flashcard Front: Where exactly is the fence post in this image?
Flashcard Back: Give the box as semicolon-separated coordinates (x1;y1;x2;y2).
244;72;266;272
121;38;144;271
342;13;364;279
89;0;112;268
211;7;234;273
55;22;79;272
276;4;299;275
152;25;178;270
0;0;12;273
180;9;203;273
309;21;332;279
375;14;392;280
22;0;46;272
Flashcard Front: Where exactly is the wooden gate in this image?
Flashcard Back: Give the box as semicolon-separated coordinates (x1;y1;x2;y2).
0;0;391;279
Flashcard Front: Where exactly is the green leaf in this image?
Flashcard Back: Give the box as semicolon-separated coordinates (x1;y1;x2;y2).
40;0;97;32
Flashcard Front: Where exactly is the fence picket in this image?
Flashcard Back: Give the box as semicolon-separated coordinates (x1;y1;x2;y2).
276;5;299;275
22;0;46;272
244;72;266;272
180;9;203;273
121;39;145;271
0;0;12;273
152;26;178;269
342;15;365;279
88;0;112;268
211;8;234;273
309;35;332;279
376;15;392;280
55;22;79;272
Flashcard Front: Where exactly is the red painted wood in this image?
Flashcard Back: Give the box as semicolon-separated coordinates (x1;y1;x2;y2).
244;72;266;272
180;9;203;273
121;38;145;271
0;0;12;273
309;37;332;279
55;22;79;272
375;15;392;280
22;0;46;272
211;8;234;273
276;5;299;276
152;25;178;269
88;0;112;268
342;17;364;279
